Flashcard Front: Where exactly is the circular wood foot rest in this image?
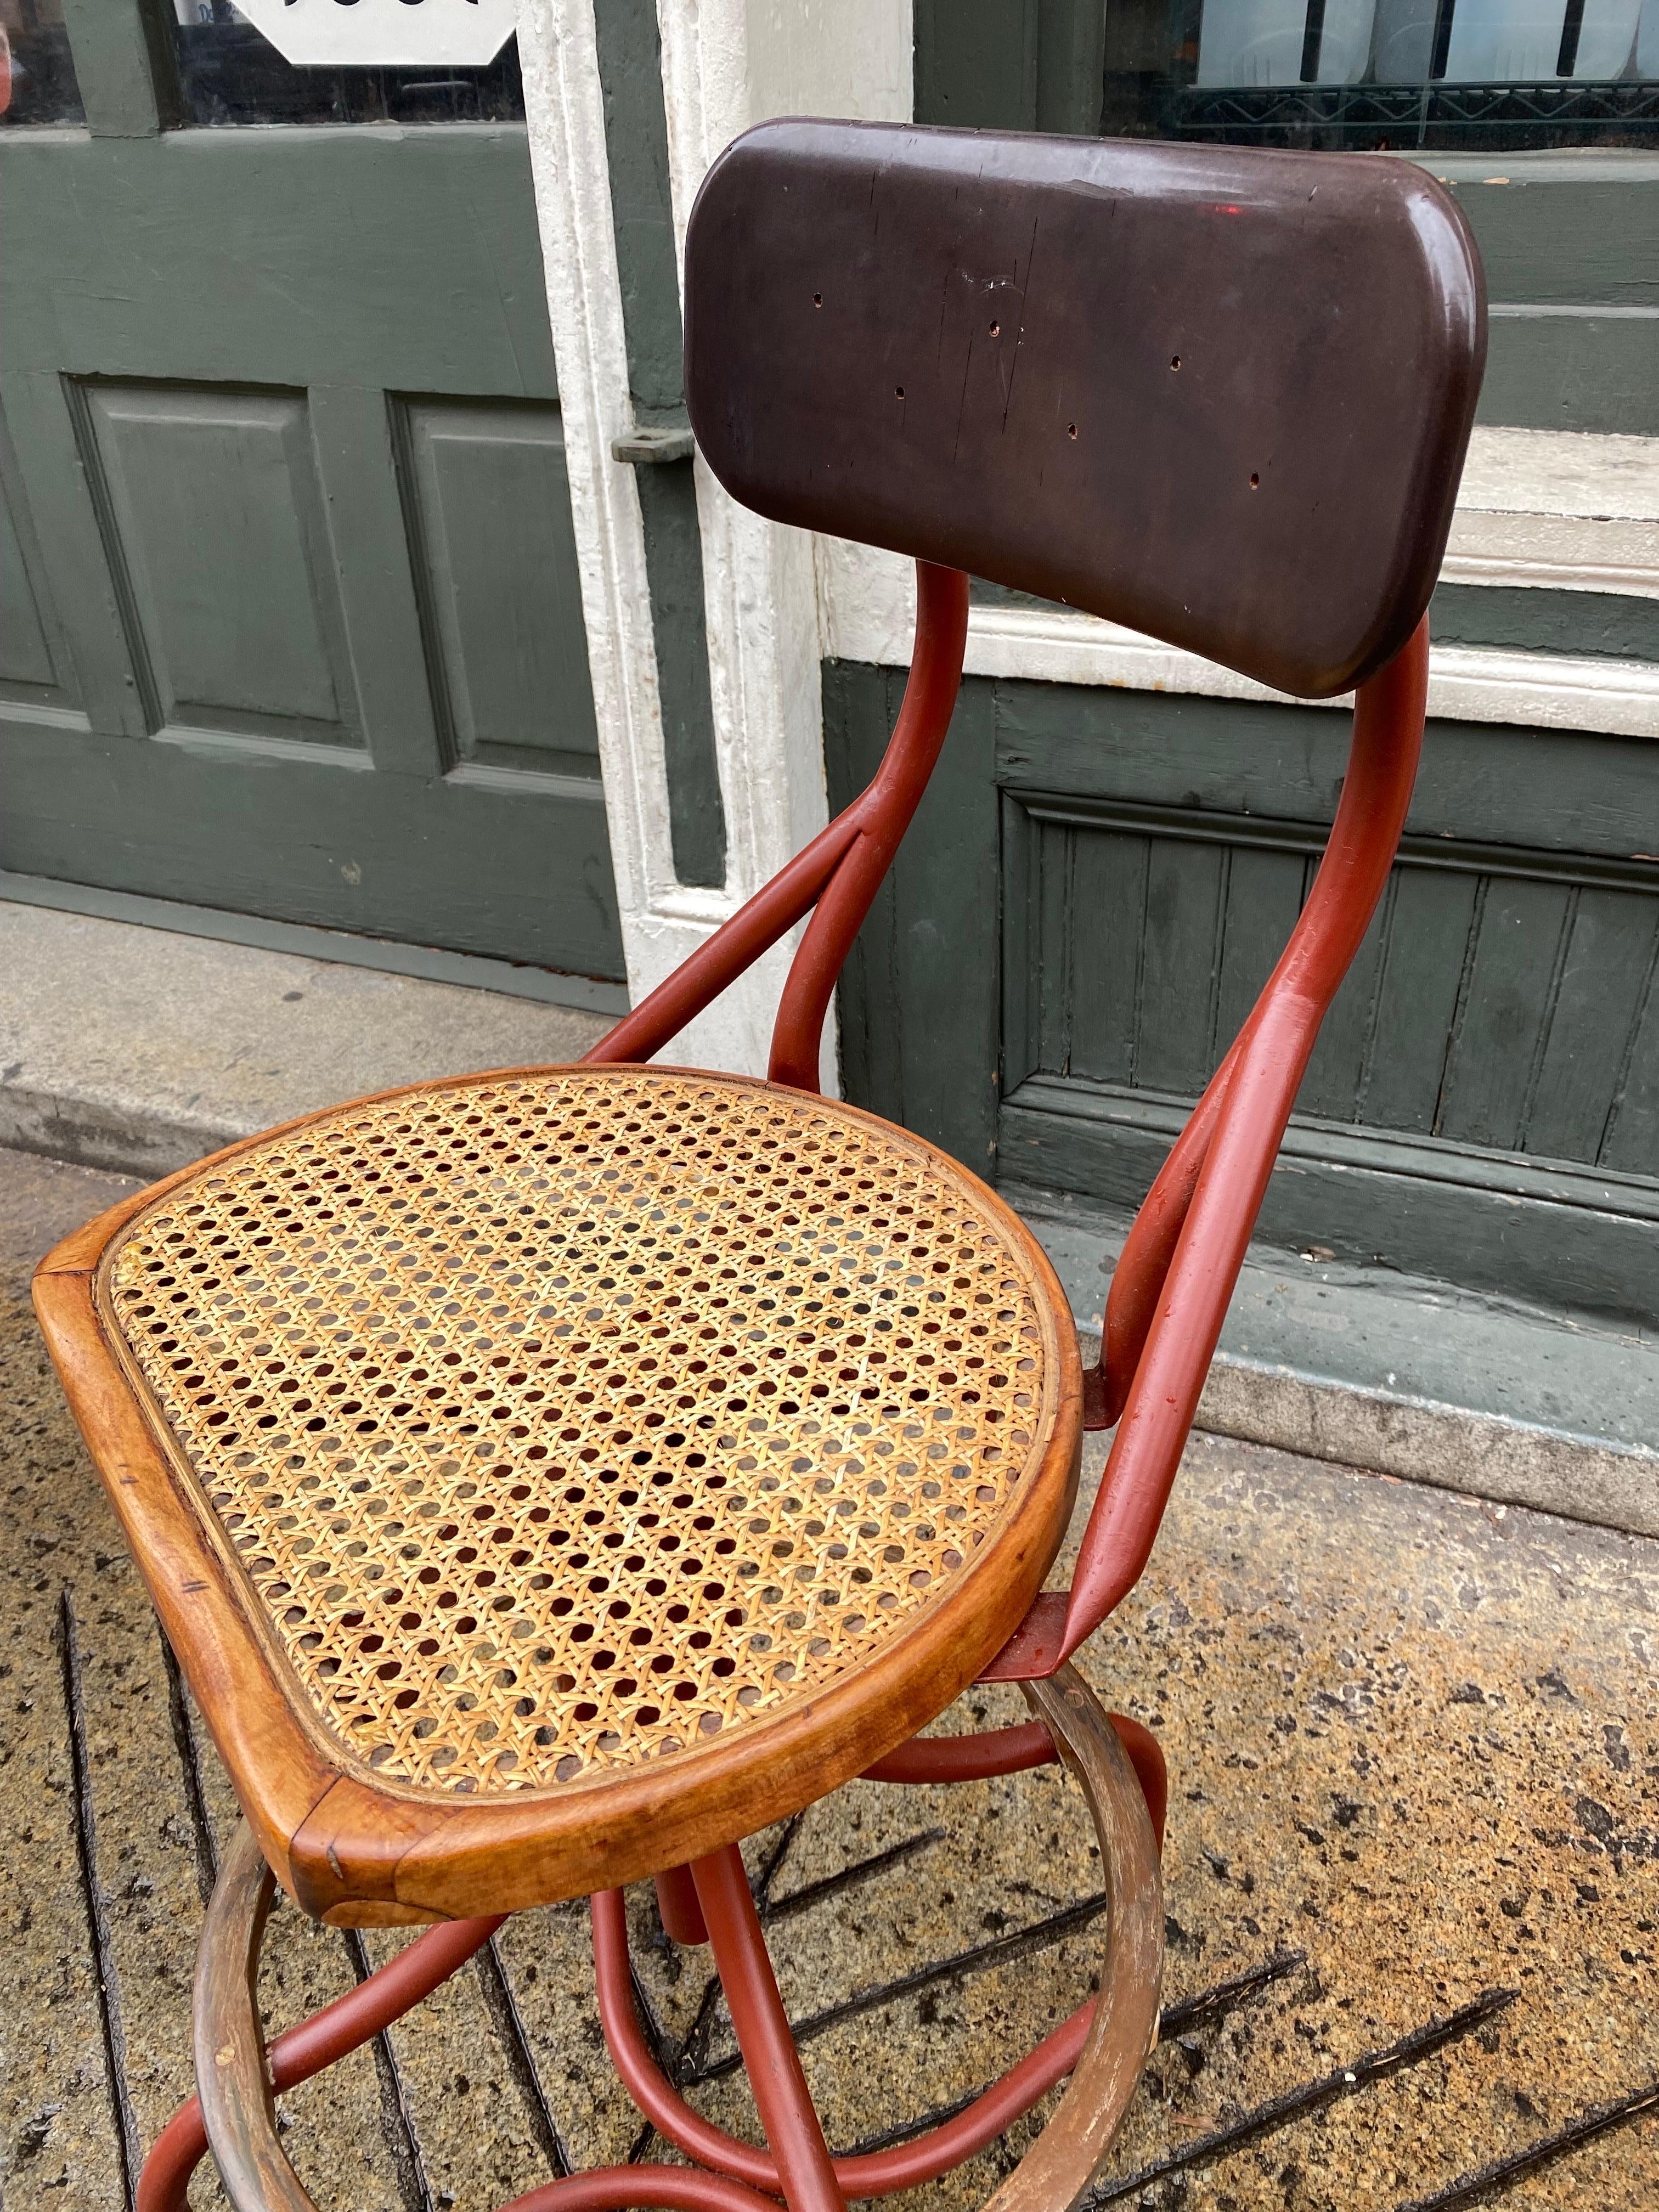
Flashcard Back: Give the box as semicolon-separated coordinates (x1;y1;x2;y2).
173;1664;1160;2212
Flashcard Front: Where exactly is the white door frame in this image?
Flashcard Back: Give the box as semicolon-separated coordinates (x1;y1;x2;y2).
516;0;912;1079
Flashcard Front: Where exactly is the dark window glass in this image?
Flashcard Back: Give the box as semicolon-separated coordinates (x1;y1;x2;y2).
1;0;86;125
1103;0;1659;146
170;3;523;128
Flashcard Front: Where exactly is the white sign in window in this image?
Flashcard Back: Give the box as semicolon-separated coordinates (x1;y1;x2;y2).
225;0;517;70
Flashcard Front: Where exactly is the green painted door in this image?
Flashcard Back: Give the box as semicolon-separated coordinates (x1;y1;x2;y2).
0;4;624;997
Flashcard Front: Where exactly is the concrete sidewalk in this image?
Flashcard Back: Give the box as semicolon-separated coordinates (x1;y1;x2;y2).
2;1146;1655;2211
0;899;608;1182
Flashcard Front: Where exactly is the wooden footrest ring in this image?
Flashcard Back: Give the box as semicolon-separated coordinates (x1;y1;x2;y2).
191;1663;1161;2212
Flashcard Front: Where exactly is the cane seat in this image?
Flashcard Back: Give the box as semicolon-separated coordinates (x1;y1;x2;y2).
43;1065;1079;1921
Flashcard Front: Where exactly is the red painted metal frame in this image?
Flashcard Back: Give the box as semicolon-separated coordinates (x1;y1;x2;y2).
988;617;1430;1680
140;1703;1163;2210
137;566;1427;2212
583;560;1427;1687
860;1709;1169;1849
136;1734;1147;2212
584;1708;1167;2205
692;1848;848;2212
590;1880;1098;2198
496;2175;789;2212
137;1913;507;2212
656;1858;711;1946
581;560;972;1092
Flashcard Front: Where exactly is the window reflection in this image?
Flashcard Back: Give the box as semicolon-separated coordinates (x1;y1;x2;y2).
1103;0;1659;144
0;0;84;126
170;1;524;128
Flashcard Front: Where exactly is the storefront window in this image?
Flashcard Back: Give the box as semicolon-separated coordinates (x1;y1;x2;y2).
0;0;85;125
169;1;523;127
1103;0;1659;145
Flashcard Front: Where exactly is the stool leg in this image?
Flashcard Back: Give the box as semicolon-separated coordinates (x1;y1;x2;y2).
193;1822;318;2212
655;1862;709;1945
157;1821;500;2212
599;1668;1161;2210
689;1845;845;2212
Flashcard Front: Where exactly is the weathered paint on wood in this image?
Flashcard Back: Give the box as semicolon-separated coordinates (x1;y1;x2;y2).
76;380;365;751
1476;317;1659;438
1008;795;1659;1174
0;723;620;975
594;0;725;890
914;0;1107;137
1527;888;1657;1164
996;681;1659;860
826;663;1659;1328
998;1081;1659;1327
0;130;558;394
634;458;726;889
825;662;1003;1176
1430;586;1659;665
0;414;74;712
1602;976;1659;1177
1427;160;1659;306
1441;162;1659;441
60;0;179;136
594;0;685;416
396;398;602;779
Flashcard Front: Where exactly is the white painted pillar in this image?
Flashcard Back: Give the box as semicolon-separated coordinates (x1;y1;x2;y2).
517;0;911;1079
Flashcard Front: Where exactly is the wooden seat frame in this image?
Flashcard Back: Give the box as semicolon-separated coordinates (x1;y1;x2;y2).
33;118;1482;2212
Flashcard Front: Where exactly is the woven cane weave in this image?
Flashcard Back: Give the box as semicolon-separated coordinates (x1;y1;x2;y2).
102;1070;1054;1795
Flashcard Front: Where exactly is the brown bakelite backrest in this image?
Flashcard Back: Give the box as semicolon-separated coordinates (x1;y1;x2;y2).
684;122;1486;699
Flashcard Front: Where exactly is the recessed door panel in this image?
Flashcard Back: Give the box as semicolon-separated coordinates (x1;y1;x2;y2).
75;380;362;751
0;482;58;696
0;414;71;708
398;397;600;779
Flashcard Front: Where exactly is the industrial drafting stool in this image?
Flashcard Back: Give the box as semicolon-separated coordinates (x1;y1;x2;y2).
34;122;1485;2212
